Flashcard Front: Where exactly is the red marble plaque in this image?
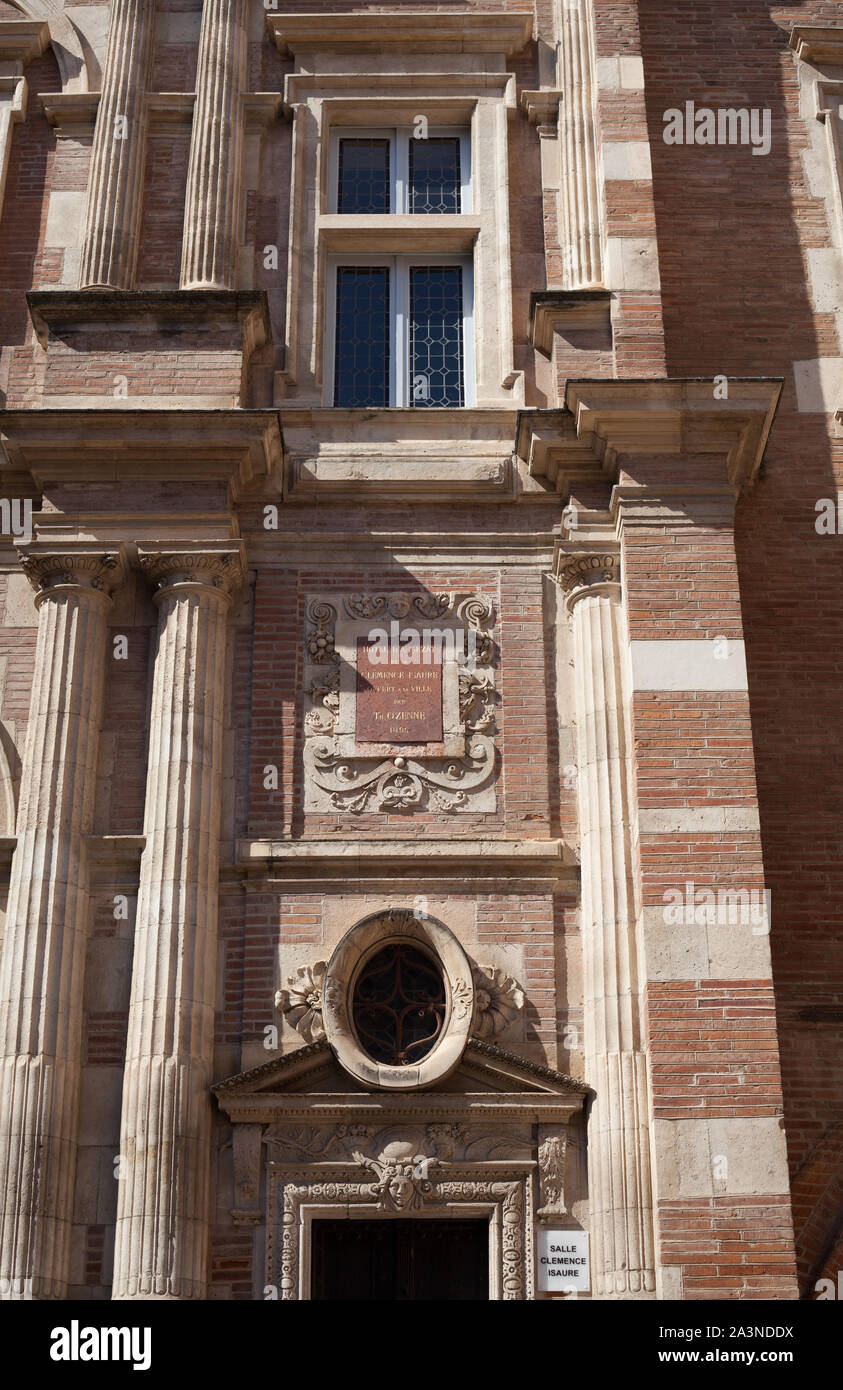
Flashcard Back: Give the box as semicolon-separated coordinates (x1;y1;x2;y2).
356;639;443;743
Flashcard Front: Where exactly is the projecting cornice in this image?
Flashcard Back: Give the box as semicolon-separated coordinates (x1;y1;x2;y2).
516;379;783;498
266;10;533;57
529;291;613;357
0;408;283;499
0;19;50;67
789;26;843;66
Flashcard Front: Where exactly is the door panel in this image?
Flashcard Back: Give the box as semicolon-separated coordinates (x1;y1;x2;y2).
311;1218;489;1300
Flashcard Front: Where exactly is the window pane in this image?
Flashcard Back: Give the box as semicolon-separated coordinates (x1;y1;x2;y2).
337;138;391;214
408;137;462;214
409;266;464;408
334;266;390;408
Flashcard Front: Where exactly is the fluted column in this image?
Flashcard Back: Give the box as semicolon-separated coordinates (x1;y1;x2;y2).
112;544;244;1300
558;0;603;288
559;549;655;1297
0;549;126;1299
180;0;248;290
79;0;157;288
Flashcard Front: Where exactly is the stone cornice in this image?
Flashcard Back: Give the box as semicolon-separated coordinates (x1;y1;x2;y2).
565;378;782;488
17;545;127;600
137;542;247;600
529;291;613;357
517;379;782;500
520;89;563;126
236;837;577;877
789;26;843;66
26;289;271;357
0;408;283;500
0;19;50;68
266;10;533;58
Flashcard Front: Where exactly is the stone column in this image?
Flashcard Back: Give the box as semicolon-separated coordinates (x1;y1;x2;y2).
558;0;603;288
112;544;244;1300
0;549;125;1299
180;0;248;290
79;0;157;288
558;548;655;1297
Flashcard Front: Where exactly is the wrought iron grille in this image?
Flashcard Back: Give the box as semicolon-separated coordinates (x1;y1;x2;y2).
352;943;447;1065
333;266;390;408
409;265;464;407
408;137;462;214
337;138;391;214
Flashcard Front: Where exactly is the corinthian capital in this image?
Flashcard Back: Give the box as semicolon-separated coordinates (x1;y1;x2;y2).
137;543;246;601
555;549;621;608
17;547;127;600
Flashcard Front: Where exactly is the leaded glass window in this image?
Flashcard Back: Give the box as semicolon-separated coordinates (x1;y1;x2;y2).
337;138;391;214
333;266;390;408
408;137;462;214
409;266;464;407
352;943;447;1066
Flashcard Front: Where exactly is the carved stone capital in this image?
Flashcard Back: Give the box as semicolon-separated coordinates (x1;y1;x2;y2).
18;547;127;604
555;550;621;609
137;544;246;603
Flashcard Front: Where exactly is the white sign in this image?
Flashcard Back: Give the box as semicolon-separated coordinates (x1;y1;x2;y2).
537;1228;590;1293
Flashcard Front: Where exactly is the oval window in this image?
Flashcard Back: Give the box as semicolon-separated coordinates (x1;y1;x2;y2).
352;943;447;1066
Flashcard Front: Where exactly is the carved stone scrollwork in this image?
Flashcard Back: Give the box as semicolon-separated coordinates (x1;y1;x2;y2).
302;589;498;814
19;550;125;598
137;547;246;600
352;1141;442;1210
555;550;621;610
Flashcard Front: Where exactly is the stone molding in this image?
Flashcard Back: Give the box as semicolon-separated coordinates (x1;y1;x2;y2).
0;20;50;67
265;12;533;57
789;27;843;66
529;290;613;357
516;379;783;501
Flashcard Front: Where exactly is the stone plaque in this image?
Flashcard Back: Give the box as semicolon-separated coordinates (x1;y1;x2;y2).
537;1229;590;1293
355;639;443;743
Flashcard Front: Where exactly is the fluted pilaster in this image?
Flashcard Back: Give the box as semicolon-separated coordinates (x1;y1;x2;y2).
0;549;125;1299
559;550;655;1297
79;0;157;288
558;0;603;288
180;0;248;290
112;545;244;1300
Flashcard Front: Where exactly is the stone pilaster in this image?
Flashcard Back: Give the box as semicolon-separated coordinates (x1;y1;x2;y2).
557;0;604;288
79;0;157;288
112;544;244;1300
557;548;656;1297
180;0;248;290
0;548;125;1299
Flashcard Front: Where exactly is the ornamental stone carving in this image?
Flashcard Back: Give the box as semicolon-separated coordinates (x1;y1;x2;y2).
275;963;327;1043
137;546;246;599
537;1127;568;1221
471;964;526;1039
302;590;498;814
352;1141;442;1210
19;550;125;598
277;916;526;1057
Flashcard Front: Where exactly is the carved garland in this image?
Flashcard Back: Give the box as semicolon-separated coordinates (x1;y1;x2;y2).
302;592;497;813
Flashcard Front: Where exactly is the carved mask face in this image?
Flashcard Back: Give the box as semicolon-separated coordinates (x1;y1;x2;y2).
388;1174;415;1208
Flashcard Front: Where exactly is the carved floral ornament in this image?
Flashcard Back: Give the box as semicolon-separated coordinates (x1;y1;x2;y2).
275;911;525;1087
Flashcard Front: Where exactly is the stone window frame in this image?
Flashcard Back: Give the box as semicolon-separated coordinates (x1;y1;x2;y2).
327;124;473;216
269;14;530;409
791;28;843;246
321;909;476;1091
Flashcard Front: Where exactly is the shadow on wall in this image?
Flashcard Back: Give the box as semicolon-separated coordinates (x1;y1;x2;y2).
637;0;843;1299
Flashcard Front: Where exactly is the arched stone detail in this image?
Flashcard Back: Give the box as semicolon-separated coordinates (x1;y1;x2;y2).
0;723;19;836
5;0;93;92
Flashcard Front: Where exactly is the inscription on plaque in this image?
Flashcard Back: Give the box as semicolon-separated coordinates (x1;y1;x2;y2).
356;639;443;743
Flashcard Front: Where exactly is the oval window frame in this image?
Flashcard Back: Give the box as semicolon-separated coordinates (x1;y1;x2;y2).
322;910;474;1090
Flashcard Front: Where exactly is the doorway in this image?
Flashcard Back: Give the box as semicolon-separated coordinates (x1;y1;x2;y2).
310;1218;489;1300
